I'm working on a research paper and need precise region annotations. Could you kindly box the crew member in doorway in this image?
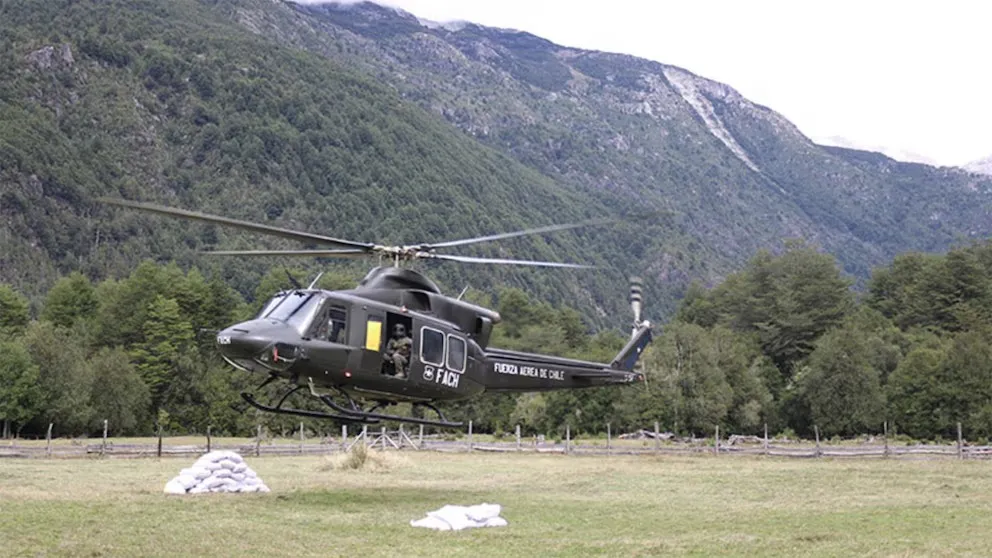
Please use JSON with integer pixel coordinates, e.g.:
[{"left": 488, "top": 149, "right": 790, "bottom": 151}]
[{"left": 385, "top": 324, "right": 412, "bottom": 378}]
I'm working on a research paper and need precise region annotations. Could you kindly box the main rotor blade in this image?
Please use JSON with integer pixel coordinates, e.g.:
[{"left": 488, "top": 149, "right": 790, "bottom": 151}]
[
  {"left": 98, "top": 198, "right": 375, "bottom": 251},
  {"left": 426, "top": 253, "right": 594, "bottom": 269},
  {"left": 421, "top": 218, "right": 615, "bottom": 250},
  {"left": 201, "top": 249, "right": 369, "bottom": 258}
]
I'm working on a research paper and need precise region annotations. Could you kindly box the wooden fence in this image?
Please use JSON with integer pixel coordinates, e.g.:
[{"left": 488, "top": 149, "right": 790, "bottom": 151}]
[{"left": 1, "top": 421, "right": 988, "bottom": 460}]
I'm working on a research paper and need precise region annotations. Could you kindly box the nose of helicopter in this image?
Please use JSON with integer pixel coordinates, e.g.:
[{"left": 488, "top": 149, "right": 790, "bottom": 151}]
[{"left": 215, "top": 320, "right": 300, "bottom": 372}]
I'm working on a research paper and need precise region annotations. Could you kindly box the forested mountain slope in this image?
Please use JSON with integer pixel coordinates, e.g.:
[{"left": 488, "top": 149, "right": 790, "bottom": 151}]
[
  {"left": 0, "top": 0, "right": 665, "bottom": 324},
  {"left": 2, "top": 0, "right": 992, "bottom": 324}
]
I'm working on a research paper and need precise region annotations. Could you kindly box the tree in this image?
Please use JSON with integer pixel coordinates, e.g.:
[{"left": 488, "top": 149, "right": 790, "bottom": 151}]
[
  {"left": 687, "top": 244, "right": 854, "bottom": 382},
  {"left": 89, "top": 347, "right": 151, "bottom": 435},
  {"left": 887, "top": 341, "right": 947, "bottom": 439},
  {"left": 0, "top": 284, "right": 29, "bottom": 338},
  {"left": 21, "top": 321, "right": 95, "bottom": 435},
  {"left": 41, "top": 272, "right": 97, "bottom": 329},
  {"left": 0, "top": 341, "right": 43, "bottom": 437},
  {"left": 130, "top": 295, "right": 194, "bottom": 409},
  {"left": 794, "top": 326, "right": 886, "bottom": 437}
]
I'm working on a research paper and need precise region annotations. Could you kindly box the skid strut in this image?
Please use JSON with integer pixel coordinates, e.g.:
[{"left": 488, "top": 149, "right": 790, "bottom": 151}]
[{"left": 307, "top": 378, "right": 463, "bottom": 428}]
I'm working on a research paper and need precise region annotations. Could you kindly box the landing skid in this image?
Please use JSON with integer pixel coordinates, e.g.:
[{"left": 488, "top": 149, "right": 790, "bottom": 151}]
[
  {"left": 308, "top": 378, "right": 464, "bottom": 428},
  {"left": 240, "top": 390, "right": 379, "bottom": 424}
]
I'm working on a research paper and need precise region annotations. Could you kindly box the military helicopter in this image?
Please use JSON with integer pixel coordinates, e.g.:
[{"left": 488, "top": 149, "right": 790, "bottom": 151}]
[{"left": 99, "top": 198, "right": 654, "bottom": 428}]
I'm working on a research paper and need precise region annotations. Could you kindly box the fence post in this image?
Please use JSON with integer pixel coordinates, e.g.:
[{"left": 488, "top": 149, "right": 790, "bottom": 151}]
[
  {"left": 467, "top": 420, "right": 473, "bottom": 453},
  {"left": 957, "top": 422, "right": 964, "bottom": 460},
  {"left": 763, "top": 423, "right": 769, "bottom": 456},
  {"left": 157, "top": 422, "right": 163, "bottom": 459},
  {"left": 255, "top": 424, "right": 262, "bottom": 457},
  {"left": 341, "top": 425, "right": 347, "bottom": 452},
  {"left": 714, "top": 425, "right": 720, "bottom": 455},
  {"left": 398, "top": 424, "right": 405, "bottom": 449},
  {"left": 814, "top": 425, "right": 821, "bottom": 458},
  {"left": 515, "top": 424, "right": 521, "bottom": 451},
  {"left": 46, "top": 423, "right": 53, "bottom": 458},
  {"left": 299, "top": 422, "right": 305, "bottom": 454},
  {"left": 418, "top": 424, "right": 424, "bottom": 450},
  {"left": 206, "top": 425, "right": 212, "bottom": 453},
  {"left": 361, "top": 424, "right": 368, "bottom": 447},
  {"left": 654, "top": 421, "right": 660, "bottom": 454},
  {"left": 883, "top": 421, "right": 889, "bottom": 458},
  {"left": 101, "top": 419, "right": 108, "bottom": 457},
  {"left": 565, "top": 424, "right": 570, "bottom": 455},
  {"left": 379, "top": 426, "right": 386, "bottom": 451},
  {"left": 607, "top": 423, "right": 611, "bottom": 456}
]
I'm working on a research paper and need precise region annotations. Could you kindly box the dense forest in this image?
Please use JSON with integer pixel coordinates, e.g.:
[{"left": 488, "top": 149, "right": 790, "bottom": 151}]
[{"left": 5, "top": 240, "right": 992, "bottom": 441}]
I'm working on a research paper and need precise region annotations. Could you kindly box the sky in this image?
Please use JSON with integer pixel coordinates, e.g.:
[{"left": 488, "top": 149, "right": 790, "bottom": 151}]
[{"left": 296, "top": 0, "right": 992, "bottom": 167}]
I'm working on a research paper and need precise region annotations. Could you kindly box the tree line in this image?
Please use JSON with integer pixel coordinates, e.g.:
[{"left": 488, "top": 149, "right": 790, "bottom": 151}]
[{"left": 3, "top": 240, "right": 992, "bottom": 440}]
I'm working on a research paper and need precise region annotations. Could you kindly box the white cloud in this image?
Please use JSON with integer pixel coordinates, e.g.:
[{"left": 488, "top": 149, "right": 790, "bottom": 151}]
[{"left": 293, "top": 0, "right": 992, "bottom": 166}]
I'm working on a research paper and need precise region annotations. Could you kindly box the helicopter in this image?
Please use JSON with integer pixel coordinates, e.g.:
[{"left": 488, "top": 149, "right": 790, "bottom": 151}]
[{"left": 99, "top": 198, "right": 654, "bottom": 428}]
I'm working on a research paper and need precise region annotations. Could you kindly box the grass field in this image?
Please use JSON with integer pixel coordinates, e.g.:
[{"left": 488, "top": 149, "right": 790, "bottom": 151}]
[{"left": 2, "top": 452, "right": 991, "bottom": 557}]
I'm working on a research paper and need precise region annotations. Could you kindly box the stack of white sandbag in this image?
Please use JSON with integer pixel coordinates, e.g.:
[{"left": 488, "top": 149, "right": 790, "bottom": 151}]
[
  {"left": 163, "top": 450, "right": 270, "bottom": 495},
  {"left": 410, "top": 503, "right": 508, "bottom": 531}
]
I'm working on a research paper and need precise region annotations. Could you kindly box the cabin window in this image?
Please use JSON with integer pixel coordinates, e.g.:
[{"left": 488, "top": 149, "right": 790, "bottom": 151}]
[
  {"left": 365, "top": 318, "right": 383, "bottom": 351},
  {"left": 447, "top": 335, "right": 466, "bottom": 373},
  {"left": 420, "top": 327, "right": 445, "bottom": 367}
]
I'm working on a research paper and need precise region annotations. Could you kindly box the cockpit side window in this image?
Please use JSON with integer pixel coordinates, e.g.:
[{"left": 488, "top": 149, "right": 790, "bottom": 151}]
[{"left": 311, "top": 303, "right": 348, "bottom": 343}]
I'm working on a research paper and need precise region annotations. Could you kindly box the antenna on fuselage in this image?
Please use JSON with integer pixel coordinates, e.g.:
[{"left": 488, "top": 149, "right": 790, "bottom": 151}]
[
  {"left": 307, "top": 272, "right": 324, "bottom": 290},
  {"left": 457, "top": 285, "right": 470, "bottom": 301}
]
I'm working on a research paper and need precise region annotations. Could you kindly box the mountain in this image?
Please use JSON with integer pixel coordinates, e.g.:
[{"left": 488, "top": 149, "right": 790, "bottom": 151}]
[
  {"left": 241, "top": 1, "right": 992, "bottom": 276},
  {"left": 964, "top": 155, "right": 992, "bottom": 176},
  {"left": 2, "top": 0, "right": 992, "bottom": 326},
  {"left": 813, "top": 135, "right": 939, "bottom": 166}
]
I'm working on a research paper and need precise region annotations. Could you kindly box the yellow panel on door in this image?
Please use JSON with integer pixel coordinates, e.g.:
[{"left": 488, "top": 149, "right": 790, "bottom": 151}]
[{"left": 365, "top": 319, "right": 382, "bottom": 351}]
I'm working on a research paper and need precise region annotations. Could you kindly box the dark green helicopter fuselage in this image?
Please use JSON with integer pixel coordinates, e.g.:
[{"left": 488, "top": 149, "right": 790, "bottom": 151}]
[{"left": 217, "top": 268, "right": 650, "bottom": 407}]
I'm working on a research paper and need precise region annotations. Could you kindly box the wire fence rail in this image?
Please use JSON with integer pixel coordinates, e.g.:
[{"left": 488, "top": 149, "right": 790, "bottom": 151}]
[{"left": 0, "top": 421, "right": 987, "bottom": 460}]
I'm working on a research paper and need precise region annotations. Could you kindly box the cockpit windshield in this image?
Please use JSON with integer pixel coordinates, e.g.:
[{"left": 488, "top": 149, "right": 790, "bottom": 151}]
[{"left": 258, "top": 291, "right": 323, "bottom": 334}]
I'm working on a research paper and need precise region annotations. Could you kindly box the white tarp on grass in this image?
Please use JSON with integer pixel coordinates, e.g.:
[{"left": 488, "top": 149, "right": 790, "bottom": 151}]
[
  {"left": 410, "top": 503, "right": 508, "bottom": 531},
  {"left": 163, "top": 450, "right": 270, "bottom": 494}
]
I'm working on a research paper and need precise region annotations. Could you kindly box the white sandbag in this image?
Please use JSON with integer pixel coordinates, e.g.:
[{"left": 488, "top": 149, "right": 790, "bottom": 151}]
[
  {"left": 231, "top": 473, "right": 246, "bottom": 482},
  {"left": 485, "top": 517, "right": 508, "bottom": 528},
  {"left": 242, "top": 476, "right": 260, "bottom": 486},
  {"left": 177, "top": 475, "right": 199, "bottom": 490},
  {"left": 244, "top": 468, "right": 257, "bottom": 478},
  {"left": 202, "top": 461, "right": 223, "bottom": 472},
  {"left": 410, "top": 516, "right": 452, "bottom": 531},
  {"left": 189, "top": 485, "right": 210, "bottom": 494},
  {"left": 465, "top": 504, "right": 501, "bottom": 522},
  {"left": 218, "top": 459, "right": 238, "bottom": 470},
  {"left": 164, "top": 479, "right": 187, "bottom": 495},
  {"left": 257, "top": 484, "right": 270, "bottom": 493},
  {"left": 428, "top": 506, "right": 476, "bottom": 531},
  {"left": 240, "top": 484, "right": 259, "bottom": 493},
  {"left": 412, "top": 504, "right": 508, "bottom": 531},
  {"left": 210, "top": 469, "right": 233, "bottom": 479},
  {"left": 203, "top": 477, "right": 230, "bottom": 490},
  {"left": 232, "top": 462, "right": 247, "bottom": 474}
]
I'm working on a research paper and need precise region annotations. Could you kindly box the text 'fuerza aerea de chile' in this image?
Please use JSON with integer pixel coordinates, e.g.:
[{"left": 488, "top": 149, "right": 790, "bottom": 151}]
[{"left": 493, "top": 362, "right": 565, "bottom": 381}]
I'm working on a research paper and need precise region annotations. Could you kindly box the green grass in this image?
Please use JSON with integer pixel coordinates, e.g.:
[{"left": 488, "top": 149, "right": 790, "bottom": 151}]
[{"left": 1, "top": 452, "right": 991, "bottom": 556}]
